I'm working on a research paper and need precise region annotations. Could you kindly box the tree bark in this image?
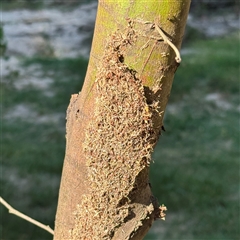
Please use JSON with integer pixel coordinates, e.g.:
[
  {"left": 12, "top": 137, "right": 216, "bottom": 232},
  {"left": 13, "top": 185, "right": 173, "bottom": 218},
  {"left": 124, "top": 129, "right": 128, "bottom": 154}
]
[{"left": 54, "top": 1, "right": 191, "bottom": 239}]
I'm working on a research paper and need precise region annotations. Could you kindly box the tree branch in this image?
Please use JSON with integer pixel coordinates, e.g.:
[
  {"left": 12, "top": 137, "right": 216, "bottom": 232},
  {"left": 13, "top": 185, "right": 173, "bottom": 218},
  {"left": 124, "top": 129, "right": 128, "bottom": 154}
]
[
  {"left": 154, "top": 22, "right": 182, "bottom": 63},
  {"left": 0, "top": 196, "right": 54, "bottom": 235}
]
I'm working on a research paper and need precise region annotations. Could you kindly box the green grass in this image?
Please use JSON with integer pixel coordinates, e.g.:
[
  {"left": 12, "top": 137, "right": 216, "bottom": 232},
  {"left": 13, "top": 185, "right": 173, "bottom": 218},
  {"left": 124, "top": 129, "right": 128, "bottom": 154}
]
[
  {"left": 171, "top": 32, "right": 240, "bottom": 100},
  {"left": 1, "top": 24, "right": 239, "bottom": 240},
  {"left": 145, "top": 33, "right": 240, "bottom": 240},
  {"left": 2, "top": 57, "right": 88, "bottom": 173},
  {"left": 146, "top": 106, "right": 239, "bottom": 239},
  {"left": 1, "top": 57, "right": 88, "bottom": 239},
  {"left": 1, "top": 0, "right": 44, "bottom": 11},
  {"left": 1, "top": 0, "right": 97, "bottom": 11}
]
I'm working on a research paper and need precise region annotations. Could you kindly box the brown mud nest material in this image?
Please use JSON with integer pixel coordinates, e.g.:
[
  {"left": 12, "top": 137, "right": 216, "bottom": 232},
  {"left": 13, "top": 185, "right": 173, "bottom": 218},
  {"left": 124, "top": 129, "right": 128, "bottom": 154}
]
[{"left": 71, "top": 24, "right": 159, "bottom": 240}]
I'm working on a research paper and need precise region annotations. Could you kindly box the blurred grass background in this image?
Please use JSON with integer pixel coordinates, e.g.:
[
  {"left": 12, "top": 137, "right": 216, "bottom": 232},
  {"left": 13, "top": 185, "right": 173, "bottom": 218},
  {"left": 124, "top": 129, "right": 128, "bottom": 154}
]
[
  {"left": 146, "top": 33, "right": 239, "bottom": 240},
  {"left": 1, "top": 1, "right": 239, "bottom": 239}
]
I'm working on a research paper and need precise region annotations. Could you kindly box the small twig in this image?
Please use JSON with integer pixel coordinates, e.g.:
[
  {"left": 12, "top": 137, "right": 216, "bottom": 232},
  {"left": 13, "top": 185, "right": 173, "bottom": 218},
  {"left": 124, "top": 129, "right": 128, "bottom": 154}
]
[
  {"left": 0, "top": 196, "right": 54, "bottom": 235},
  {"left": 154, "top": 22, "right": 181, "bottom": 63}
]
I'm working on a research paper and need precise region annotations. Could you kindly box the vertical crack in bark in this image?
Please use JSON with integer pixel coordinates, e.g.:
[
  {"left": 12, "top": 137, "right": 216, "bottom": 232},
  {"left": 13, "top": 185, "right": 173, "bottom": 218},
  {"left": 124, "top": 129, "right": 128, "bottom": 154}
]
[{"left": 71, "top": 21, "right": 160, "bottom": 240}]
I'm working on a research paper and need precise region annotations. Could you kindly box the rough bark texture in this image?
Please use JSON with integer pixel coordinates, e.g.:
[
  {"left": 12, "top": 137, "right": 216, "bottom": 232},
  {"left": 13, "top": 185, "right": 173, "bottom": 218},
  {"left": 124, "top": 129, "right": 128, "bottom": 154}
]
[{"left": 54, "top": 1, "right": 191, "bottom": 239}]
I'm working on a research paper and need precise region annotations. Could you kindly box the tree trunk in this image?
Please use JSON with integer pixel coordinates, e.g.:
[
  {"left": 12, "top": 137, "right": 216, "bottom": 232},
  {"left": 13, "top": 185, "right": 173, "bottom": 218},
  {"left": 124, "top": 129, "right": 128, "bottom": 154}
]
[{"left": 54, "top": 1, "right": 191, "bottom": 239}]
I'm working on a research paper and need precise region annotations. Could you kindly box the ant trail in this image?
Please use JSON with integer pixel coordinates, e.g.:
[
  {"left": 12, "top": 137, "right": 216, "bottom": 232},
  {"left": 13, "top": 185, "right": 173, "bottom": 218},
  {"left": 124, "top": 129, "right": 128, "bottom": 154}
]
[{"left": 140, "top": 40, "right": 158, "bottom": 77}]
